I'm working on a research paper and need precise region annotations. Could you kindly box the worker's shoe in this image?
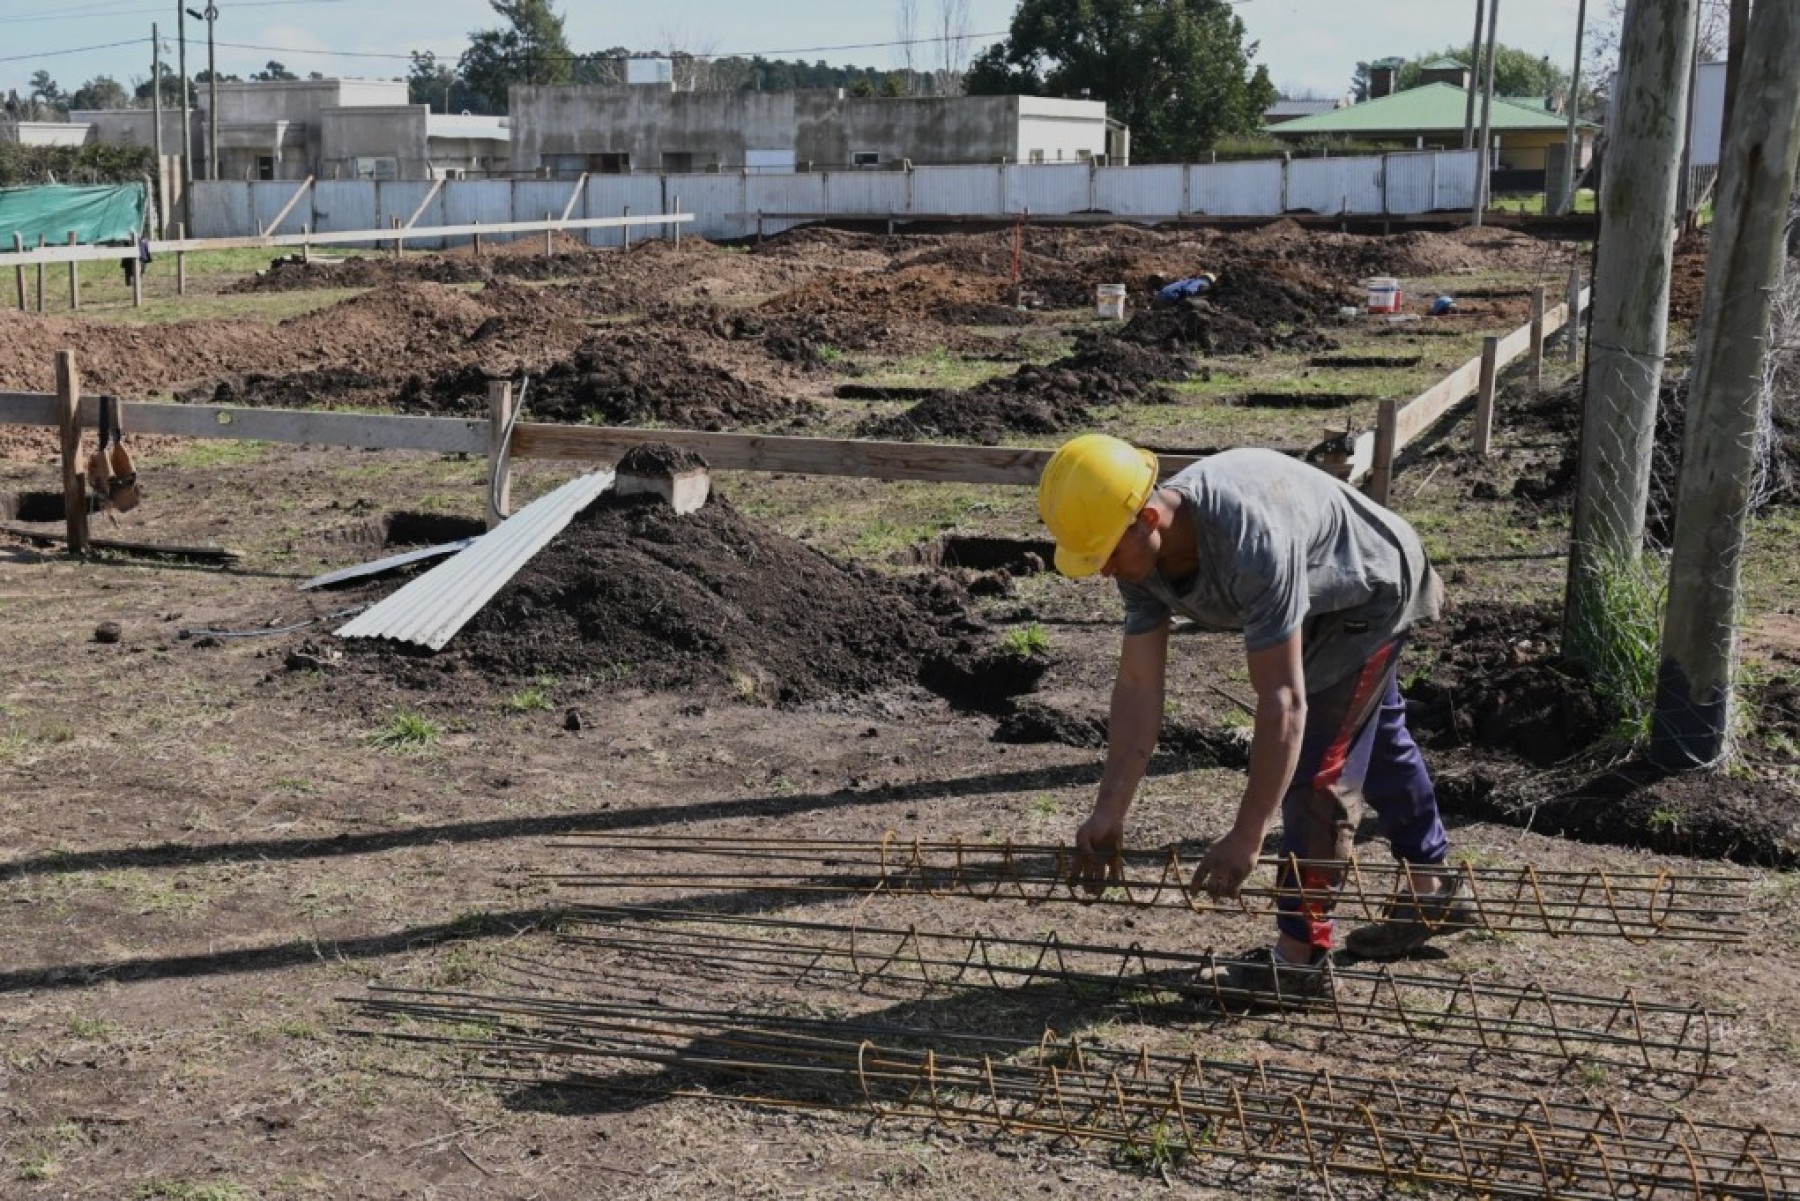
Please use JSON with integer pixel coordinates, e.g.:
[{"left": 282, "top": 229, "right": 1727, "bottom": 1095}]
[
  {"left": 1192, "top": 946, "right": 1334, "bottom": 1011},
  {"left": 1344, "top": 879, "right": 1477, "bottom": 960}
]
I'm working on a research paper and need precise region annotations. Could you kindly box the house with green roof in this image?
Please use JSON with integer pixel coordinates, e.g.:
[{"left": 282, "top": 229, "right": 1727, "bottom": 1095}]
[{"left": 1265, "top": 81, "right": 1596, "bottom": 177}]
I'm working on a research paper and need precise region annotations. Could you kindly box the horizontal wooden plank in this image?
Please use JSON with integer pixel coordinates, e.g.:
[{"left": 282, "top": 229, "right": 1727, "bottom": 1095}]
[
  {"left": 511, "top": 423, "right": 1205, "bottom": 485},
  {"left": 0, "top": 393, "right": 487, "bottom": 454},
  {"left": 2, "top": 523, "right": 239, "bottom": 561},
  {"left": 1393, "top": 356, "right": 1484, "bottom": 447},
  {"left": 0, "top": 214, "right": 695, "bottom": 267}
]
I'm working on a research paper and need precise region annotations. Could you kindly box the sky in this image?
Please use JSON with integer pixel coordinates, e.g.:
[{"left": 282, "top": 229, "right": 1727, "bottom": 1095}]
[{"left": 0, "top": 0, "right": 1599, "bottom": 106}]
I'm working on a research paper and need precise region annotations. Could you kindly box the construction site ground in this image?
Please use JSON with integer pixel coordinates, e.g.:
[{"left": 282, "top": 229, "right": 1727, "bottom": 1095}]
[{"left": 1, "top": 221, "right": 1797, "bottom": 1200}]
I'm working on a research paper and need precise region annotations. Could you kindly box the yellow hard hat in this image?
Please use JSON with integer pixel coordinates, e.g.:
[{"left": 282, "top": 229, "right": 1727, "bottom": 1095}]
[{"left": 1037, "top": 434, "right": 1160, "bottom": 579}]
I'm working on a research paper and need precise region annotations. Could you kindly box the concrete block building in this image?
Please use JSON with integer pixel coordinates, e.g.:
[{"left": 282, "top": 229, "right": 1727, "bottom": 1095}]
[{"left": 507, "top": 86, "right": 1117, "bottom": 175}]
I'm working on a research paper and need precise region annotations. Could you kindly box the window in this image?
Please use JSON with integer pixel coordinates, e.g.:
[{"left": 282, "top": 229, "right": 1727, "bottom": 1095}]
[
  {"left": 351, "top": 156, "right": 397, "bottom": 181},
  {"left": 256, "top": 155, "right": 277, "bottom": 181},
  {"left": 1028, "top": 149, "right": 1045, "bottom": 165},
  {"left": 590, "top": 152, "right": 630, "bottom": 174},
  {"left": 852, "top": 151, "right": 881, "bottom": 168},
  {"left": 661, "top": 151, "right": 695, "bottom": 173}
]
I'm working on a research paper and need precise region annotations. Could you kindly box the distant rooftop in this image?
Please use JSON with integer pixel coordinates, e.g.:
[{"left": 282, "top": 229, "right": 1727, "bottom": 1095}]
[
  {"left": 1266, "top": 99, "right": 1343, "bottom": 119},
  {"left": 1267, "top": 82, "right": 1595, "bottom": 135}
]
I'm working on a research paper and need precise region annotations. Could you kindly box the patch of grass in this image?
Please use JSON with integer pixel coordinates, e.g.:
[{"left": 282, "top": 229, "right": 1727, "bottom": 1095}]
[
  {"left": 17, "top": 1150, "right": 60, "bottom": 1181},
  {"left": 506, "top": 677, "right": 557, "bottom": 712},
  {"left": 1114, "top": 1119, "right": 1190, "bottom": 1175},
  {"left": 1647, "top": 806, "right": 1682, "bottom": 835},
  {"left": 160, "top": 439, "right": 273, "bottom": 470},
  {"left": 369, "top": 710, "right": 444, "bottom": 753},
  {"left": 1029, "top": 795, "right": 1060, "bottom": 817},
  {"left": 998, "top": 623, "right": 1050, "bottom": 658},
  {"left": 132, "top": 1181, "right": 252, "bottom": 1201},
  {"left": 67, "top": 1014, "right": 123, "bottom": 1040},
  {"left": 0, "top": 729, "right": 36, "bottom": 765},
  {"left": 1563, "top": 549, "right": 1667, "bottom": 750}
]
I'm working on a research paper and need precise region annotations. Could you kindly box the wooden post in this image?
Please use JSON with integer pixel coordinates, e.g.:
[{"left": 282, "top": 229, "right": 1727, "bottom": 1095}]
[
  {"left": 36, "top": 235, "right": 46, "bottom": 313},
  {"left": 131, "top": 247, "right": 144, "bottom": 308},
  {"left": 175, "top": 222, "right": 188, "bottom": 296},
  {"left": 1651, "top": 0, "right": 1800, "bottom": 768},
  {"left": 56, "top": 351, "right": 89, "bottom": 555},
  {"left": 622, "top": 206, "right": 631, "bottom": 251},
  {"left": 1528, "top": 285, "right": 1546, "bottom": 392},
  {"left": 756, "top": 210, "right": 764, "bottom": 245},
  {"left": 1567, "top": 0, "right": 1698, "bottom": 642},
  {"left": 1472, "top": 336, "right": 1500, "bottom": 457},
  {"left": 473, "top": 225, "right": 483, "bottom": 259},
  {"left": 487, "top": 379, "right": 514, "bottom": 530},
  {"left": 545, "top": 211, "right": 553, "bottom": 257},
  {"left": 302, "top": 224, "right": 312, "bottom": 264},
  {"left": 12, "top": 232, "right": 24, "bottom": 310},
  {"left": 392, "top": 216, "right": 402, "bottom": 260},
  {"left": 1369, "top": 398, "right": 1399, "bottom": 505},
  {"left": 1565, "top": 260, "right": 1582, "bottom": 363},
  {"left": 672, "top": 195, "right": 681, "bottom": 247},
  {"left": 67, "top": 232, "right": 80, "bottom": 311}
]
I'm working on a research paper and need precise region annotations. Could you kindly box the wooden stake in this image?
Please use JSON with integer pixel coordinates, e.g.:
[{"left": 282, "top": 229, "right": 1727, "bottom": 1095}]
[
  {"left": 1565, "top": 261, "right": 1582, "bottom": 363},
  {"left": 12, "top": 232, "right": 23, "bottom": 310},
  {"left": 176, "top": 221, "right": 188, "bottom": 296},
  {"left": 622, "top": 206, "right": 631, "bottom": 251},
  {"left": 1369, "top": 398, "right": 1399, "bottom": 505},
  {"left": 1473, "top": 335, "right": 1500, "bottom": 457},
  {"left": 545, "top": 211, "right": 553, "bottom": 258},
  {"left": 1528, "top": 285, "right": 1546, "bottom": 392},
  {"left": 672, "top": 196, "right": 681, "bottom": 247},
  {"left": 473, "top": 226, "right": 483, "bottom": 259},
  {"left": 392, "top": 216, "right": 402, "bottom": 260},
  {"left": 131, "top": 245, "right": 144, "bottom": 308},
  {"left": 302, "top": 223, "right": 311, "bottom": 264},
  {"left": 56, "top": 351, "right": 88, "bottom": 554},
  {"left": 36, "top": 235, "right": 46, "bottom": 313},
  {"left": 67, "top": 232, "right": 79, "bottom": 311},
  {"left": 487, "top": 379, "right": 513, "bottom": 529}
]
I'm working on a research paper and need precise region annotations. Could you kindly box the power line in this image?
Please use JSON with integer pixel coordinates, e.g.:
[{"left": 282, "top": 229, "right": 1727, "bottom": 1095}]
[
  {"left": 209, "top": 30, "right": 1017, "bottom": 66},
  {"left": 0, "top": 0, "right": 348, "bottom": 25},
  {"left": 0, "top": 37, "right": 147, "bottom": 66}
]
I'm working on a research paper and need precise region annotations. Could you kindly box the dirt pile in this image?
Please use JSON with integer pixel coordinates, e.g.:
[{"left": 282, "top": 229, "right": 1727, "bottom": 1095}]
[
  {"left": 1114, "top": 264, "right": 1350, "bottom": 356},
  {"left": 673, "top": 304, "right": 893, "bottom": 370},
  {"left": 363, "top": 486, "right": 1044, "bottom": 708},
  {"left": 1226, "top": 219, "right": 1570, "bottom": 280},
  {"left": 761, "top": 262, "right": 1011, "bottom": 321},
  {"left": 860, "top": 335, "right": 1192, "bottom": 442}
]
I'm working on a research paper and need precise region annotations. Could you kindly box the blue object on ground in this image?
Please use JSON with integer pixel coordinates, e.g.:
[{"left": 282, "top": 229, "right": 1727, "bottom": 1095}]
[
  {"left": 1155, "top": 274, "right": 1216, "bottom": 305},
  {"left": 1429, "top": 295, "right": 1457, "bottom": 316}
]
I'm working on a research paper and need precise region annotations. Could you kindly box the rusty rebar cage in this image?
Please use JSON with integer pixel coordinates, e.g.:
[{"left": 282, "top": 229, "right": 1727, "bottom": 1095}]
[{"left": 545, "top": 834, "right": 1751, "bottom": 943}]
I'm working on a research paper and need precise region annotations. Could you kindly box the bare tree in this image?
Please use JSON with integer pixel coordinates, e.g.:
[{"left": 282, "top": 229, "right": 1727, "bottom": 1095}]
[
  {"left": 934, "top": 0, "right": 973, "bottom": 96},
  {"left": 652, "top": 27, "right": 738, "bottom": 92},
  {"left": 896, "top": 0, "right": 920, "bottom": 96}
]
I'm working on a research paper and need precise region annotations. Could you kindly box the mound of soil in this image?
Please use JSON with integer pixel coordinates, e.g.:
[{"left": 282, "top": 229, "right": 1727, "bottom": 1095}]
[
  {"left": 180, "top": 366, "right": 395, "bottom": 409},
  {"left": 1115, "top": 265, "right": 1349, "bottom": 356},
  {"left": 676, "top": 305, "right": 890, "bottom": 370},
  {"left": 861, "top": 335, "right": 1192, "bottom": 442},
  {"left": 361, "top": 488, "right": 1043, "bottom": 709}
]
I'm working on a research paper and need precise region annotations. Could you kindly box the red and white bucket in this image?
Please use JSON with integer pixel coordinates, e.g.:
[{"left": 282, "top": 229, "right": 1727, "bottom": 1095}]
[{"left": 1366, "top": 276, "right": 1403, "bottom": 313}]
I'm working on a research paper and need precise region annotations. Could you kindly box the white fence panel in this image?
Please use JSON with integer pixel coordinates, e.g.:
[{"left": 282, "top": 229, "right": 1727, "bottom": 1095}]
[
  {"left": 912, "top": 165, "right": 1006, "bottom": 215},
  {"left": 311, "top": 180, "right": 378, "bottom": 238},
  {"left": 250, "top": 180, "right": 314, "bottom": 236},
  {"left": 747, "top": 173, "right": 827, "bottom": 236},
  {"left": 439, "top": 180, "right": 510, "bottom": 247},
  {"left": 821, "top": 170, "right": 908, "bottom": 218},
  {"left": 1287, "top": 157, "right": 1385, "bottom": 215},
  {"left": 584, "top": 175, "right": 665, "bottom": 246},
  {"left": 188, "top": 182, "right": 252, "bottom": 238},
  {"left": 1433, "top": 150, "right": 1480, "bottom": 210},
  {"left": 1189, "top": 160, "right": 1283, "bottom": 216},
  {"left": 1013, "top": 164, "right": 1091, "bottom": 215},
  {"left": 374, "top": 182, "right": 434, "bottom": 246},
  {"left": 513, "top": 180, "right": 578, "bottom": 228},
  {"left": 1094, "top": 165, "right": 1185, "bottom": 217},
  {"left": 666, "top": 173, "right": 746, "bottom": 240}
]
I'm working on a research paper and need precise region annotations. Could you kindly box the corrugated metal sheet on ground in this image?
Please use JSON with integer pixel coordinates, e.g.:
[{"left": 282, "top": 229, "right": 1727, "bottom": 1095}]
[
  {"left": 1093, "top": 165, "right": 1185, "bottom": 216},
  {"left": 310, "top": 180, "right": 378, "bottom": 239},
  {"left": 300, "top": 539, "right": 475, "bottom": 591},
  {"left": 1190, "top": 161, "right": 1283, "bottom": 216},
  {"left": 337, "top": 470, "right": 615, "bottom": 650},
  {"left": 1286, "top": 157, "right": 1385, "bottom": 215},
  {"left": 912, "top": 165, "right": 1005, "bottom": 215},
  {"left": 442, "top": 179, "right": 512, "bottom": 246},
  {"left": 1012, "top": 164, "right": 1090, "bottom": 215}
]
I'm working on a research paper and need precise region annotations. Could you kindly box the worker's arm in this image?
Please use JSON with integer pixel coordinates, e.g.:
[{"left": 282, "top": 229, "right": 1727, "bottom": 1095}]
[
  {"left": 1193, "top": 630, "right": 1307, "bottom": 899},
  {"left": 1071, "top": 623, "right": 1170, "bottom": 894}
]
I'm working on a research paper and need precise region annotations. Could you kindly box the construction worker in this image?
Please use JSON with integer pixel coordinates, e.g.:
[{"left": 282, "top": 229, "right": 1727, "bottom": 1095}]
[{"left": 1037, "top": 434, "right": 1469, "bottom": 997}]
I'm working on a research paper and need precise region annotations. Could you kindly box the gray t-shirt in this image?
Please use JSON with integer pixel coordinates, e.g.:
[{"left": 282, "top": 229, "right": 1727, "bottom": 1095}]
[{"left": 1118, "top": 448, "right": 1441, "bottom": 690}]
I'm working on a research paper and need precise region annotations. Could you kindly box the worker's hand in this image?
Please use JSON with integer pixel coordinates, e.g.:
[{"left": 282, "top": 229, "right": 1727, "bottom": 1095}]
[
  {"left": 1192, "top": 825, "right": 1264, "bottom": 901},
  {"left": 1070, "top": 810, "right": 1125, "bottom": 897}
]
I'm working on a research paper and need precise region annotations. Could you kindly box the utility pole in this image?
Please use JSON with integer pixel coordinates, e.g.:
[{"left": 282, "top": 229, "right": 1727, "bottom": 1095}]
[
  {"left": 152, "top": 24, "right": 166, "bottom": 236},
  {"left": 1675, "top": 0, "right": 1702, "bottom": 224},
  {"left": 1650, "top": 1, "right": 1800, "bottom": 769},
  {"left": 177, "top": 3, "right": 192, "bottom": 186},
  {"left": 1564, "top": 0, "right": 1698, "bottom": 669},
  {"left": 186, "top": 4, "right": 219, "bottom": 181},
  {"left": 1463, "top": 0, "right": 1486, "bottom": 150},
  {"left": 1472, "top": 0, "right": 1499, "bottom": 226},
  {"left": 1557, "top": 0, "right": 1588, "bottom": 215}
]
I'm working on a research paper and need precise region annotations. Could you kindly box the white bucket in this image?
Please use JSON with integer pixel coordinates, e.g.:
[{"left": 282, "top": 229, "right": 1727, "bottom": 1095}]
[
  {"left": 1366, "top": 276, "right": 1403, "bottom": 313},
  {"left": 1095, "top": 283, "right": 1127, "bottom": 320}
]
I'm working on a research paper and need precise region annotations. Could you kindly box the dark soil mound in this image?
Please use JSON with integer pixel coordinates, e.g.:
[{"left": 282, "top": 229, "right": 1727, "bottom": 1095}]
[
  {"left": 1115, "top": 267, "right": 1349, "bottom": 356},
  {"left": 364, "top": 490, "right": 1045, "bottom": 709},
  {"left": 1405, "top": 602, "right": 1608, "bottom": 768},
  {"left": 180, "top": 366, "right": 394, "bottom": 408},
  {"left": 861, "top": 335, "right": 1192, "bottom": 442},
  {"left": 400, "top": 331, "right": 810, "bottom": 429},
  {"left": 676, "top": 305, "right": 889, "bottom": 371}
]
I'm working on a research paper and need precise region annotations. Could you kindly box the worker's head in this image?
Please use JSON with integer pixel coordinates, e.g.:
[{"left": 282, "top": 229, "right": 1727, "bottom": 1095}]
[{"left": 1037, "top": 434, "right": 1160, "bottom": 579}]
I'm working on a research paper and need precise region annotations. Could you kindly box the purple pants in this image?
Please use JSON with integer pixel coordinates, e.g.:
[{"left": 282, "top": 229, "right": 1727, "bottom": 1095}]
[{"left": 1274, "top": 640, "right": 1449, "bottom": 951}]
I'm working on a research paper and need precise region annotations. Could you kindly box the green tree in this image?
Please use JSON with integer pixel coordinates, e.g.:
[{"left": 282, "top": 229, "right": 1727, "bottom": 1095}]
[
  {"left": 69, "top": 75, "right": 129, "bottom": 111},
  {"left": 459, "top": 0, "right": 574, "bottom": 113},
  {"left": 132, "top": 62, "right": 190, "bottom": 107},
  {"left": 964, "top": 0, "right": 1275, "bottom": 159},
  {"left": 250, "top": 61, "right": 299, "bottom": 82},
  {"left": 1352, "top": 45, "right": 1578, "bottom": 106},
  {"left": 27, "top": 70, "right": 66, "bottom": 114},
  {"left": 408, "top": 50, "right": 485, "bottom": 113}
]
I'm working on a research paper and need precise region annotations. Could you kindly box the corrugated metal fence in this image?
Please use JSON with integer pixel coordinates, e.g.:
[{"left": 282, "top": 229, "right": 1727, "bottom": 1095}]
[{"left": 187, "top": 151, "right": 1480, "bottom": 244}]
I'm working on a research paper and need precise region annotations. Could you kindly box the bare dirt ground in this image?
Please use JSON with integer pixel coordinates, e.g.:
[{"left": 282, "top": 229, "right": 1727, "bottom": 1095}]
[{"left": 2, "top": 220, "right": 1798, "bottom": 1200}]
